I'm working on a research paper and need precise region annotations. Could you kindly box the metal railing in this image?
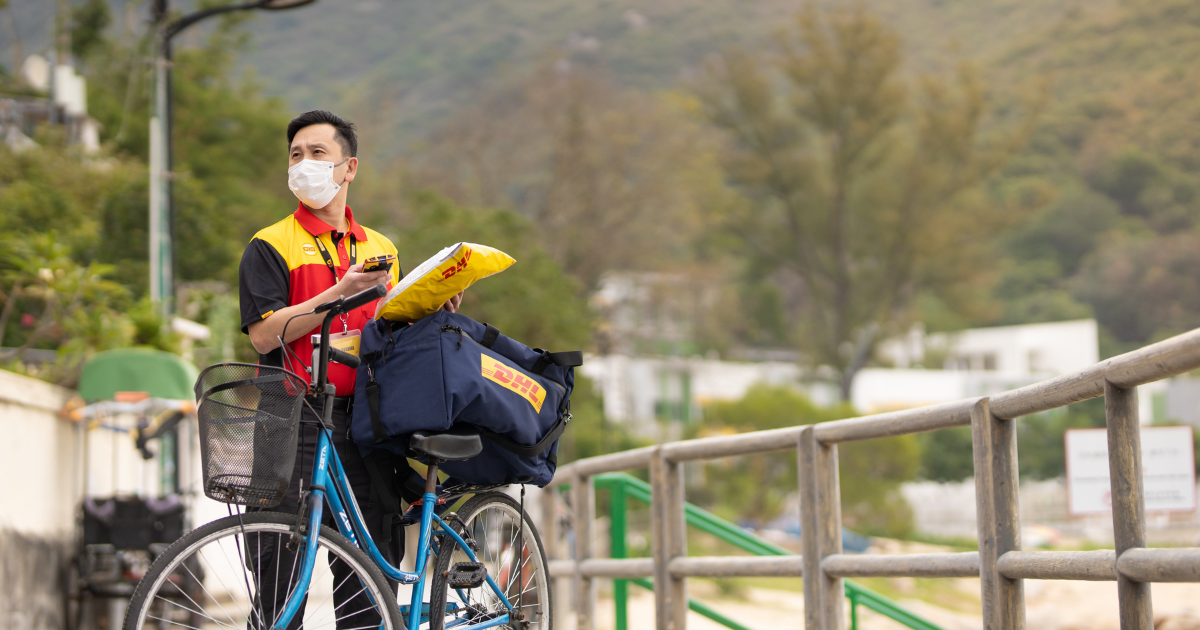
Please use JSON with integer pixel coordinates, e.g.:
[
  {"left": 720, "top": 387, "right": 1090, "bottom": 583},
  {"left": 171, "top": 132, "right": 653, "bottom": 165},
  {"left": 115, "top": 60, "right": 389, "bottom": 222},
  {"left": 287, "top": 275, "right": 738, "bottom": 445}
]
[
  {"left": 590, "top": 472, "right": 944, "bottom": 630},
  {"left": 539, "top": 327, "right": 1200, "bottom": 630}
]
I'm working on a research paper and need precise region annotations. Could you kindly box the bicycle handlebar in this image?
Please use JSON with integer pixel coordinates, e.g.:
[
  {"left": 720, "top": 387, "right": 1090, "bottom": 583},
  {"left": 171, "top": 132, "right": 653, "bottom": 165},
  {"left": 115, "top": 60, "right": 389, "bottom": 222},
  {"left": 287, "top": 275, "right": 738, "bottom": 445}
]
[
  {"left": 329, "top": 347, "right": 361, "bottom": 370},
  {"left": 310, "top": 283, "right": 385, "bottom": 409},
  {"left": 314, "top": 283, "right": 388, "bottom": 316}
]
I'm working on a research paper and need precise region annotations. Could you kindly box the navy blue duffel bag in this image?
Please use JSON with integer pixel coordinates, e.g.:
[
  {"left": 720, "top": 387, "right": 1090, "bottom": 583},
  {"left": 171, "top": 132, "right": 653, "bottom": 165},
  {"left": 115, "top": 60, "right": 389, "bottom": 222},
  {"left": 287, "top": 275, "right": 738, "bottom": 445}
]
[{"left": 350, "top": 310, "right": 582, "bottom": 487}]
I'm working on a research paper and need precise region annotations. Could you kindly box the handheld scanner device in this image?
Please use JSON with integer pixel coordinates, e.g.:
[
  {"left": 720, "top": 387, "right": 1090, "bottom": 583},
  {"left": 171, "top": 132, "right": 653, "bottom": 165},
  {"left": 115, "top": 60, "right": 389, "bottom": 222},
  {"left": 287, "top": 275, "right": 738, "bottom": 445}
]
[{"left": 362, "top": 253, "right": 395, "bottom": 274}]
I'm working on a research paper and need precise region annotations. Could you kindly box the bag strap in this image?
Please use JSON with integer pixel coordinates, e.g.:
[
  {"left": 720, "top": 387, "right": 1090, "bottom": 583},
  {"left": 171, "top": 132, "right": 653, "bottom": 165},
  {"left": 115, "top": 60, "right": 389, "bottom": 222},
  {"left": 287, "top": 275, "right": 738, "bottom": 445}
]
[
  {"left": 479, "top": 414, "right": 570, "bottom": 458},
  {"left": 531, "top": 349, "right": 583, "bottom": 375},
  {"left": 480, "top": 322, "right": 501, "bottom": 349},
  {"left": 362, "top": 450, "right": 402, "bottom": 544},
  {"left": 365, "top": 367, "right": 389, "bottom": 444},
  {"left": 477, "top": 323, "right": 581, "bottom": 375}
]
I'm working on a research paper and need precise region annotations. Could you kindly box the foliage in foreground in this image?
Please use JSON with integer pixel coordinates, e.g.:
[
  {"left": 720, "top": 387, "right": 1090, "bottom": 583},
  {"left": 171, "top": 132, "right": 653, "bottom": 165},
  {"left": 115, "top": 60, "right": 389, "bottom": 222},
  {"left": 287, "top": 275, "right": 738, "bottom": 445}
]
[{"left": 0, "top": 229, "right": 178, "bottom": 386}]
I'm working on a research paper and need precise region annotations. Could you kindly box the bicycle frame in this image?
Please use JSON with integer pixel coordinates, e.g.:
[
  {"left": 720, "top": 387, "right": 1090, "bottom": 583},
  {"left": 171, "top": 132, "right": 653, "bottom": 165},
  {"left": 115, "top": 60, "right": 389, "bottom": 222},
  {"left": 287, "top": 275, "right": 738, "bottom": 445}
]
[{"left": 270, "top": 304, "right": 515, "bottom": 630}]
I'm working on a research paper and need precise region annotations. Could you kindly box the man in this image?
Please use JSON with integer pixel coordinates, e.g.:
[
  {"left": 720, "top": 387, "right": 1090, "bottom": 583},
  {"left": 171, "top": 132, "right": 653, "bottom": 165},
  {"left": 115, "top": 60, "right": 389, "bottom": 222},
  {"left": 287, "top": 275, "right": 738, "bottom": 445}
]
[{"left": 239, "top": 110, "right": 461, "bottom": 626}]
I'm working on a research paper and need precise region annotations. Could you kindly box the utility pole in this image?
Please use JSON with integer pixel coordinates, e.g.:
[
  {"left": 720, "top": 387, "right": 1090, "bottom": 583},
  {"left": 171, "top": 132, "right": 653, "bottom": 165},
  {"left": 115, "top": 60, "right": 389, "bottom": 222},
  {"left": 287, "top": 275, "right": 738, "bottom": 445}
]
[
  {"left": 56, "top": 0, "right": 69, "bottom": 62},
  {"left": 149, "top": 0, "right": 170, "bottom": 317},
  {"left": 48, "top": 0, "right": 69, "bottom": 124},
  {"left": 146, "top": 0, "right": 317, "bottom": 320}
]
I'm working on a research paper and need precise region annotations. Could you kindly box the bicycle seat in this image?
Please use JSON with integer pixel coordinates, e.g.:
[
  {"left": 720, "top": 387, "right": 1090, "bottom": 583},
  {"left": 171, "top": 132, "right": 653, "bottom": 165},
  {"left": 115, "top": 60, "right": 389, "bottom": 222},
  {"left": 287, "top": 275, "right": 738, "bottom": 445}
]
[{"left": 410, "top": 429, "right": 483, "bottom": 461}]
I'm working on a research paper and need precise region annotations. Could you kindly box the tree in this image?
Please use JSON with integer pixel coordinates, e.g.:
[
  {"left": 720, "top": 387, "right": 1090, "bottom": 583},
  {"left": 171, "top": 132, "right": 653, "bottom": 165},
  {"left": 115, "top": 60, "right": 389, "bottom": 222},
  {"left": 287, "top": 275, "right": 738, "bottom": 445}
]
[
  {"left": 692, "top": 384, "right": 920, "bottom": 536},
  {"left": 556, "top": 376, "right": 649, "bottom": 465},
  {"left": 384, "top": 191, "right": 594, "bottom": 352},
  {"left": 1073, "top": 232, "right": 1200, "bottom": 344},
  {"left": 79, "top": 16, "right": 293, "bottom": 291},
  {"left": 698, "top": 4, "right": 1040, "bottom": 400},
  {"left": 411, "top": 63, "right": 727, "bottom": 290},
  {"left": 69, "top": 0, "right": 110, "bottom": 65},
  {"left": 694, "top": 385, "right": 853, "bottom": 526},
  {"left": 0, "top": 10, "right": 291, "bottom": 381}
]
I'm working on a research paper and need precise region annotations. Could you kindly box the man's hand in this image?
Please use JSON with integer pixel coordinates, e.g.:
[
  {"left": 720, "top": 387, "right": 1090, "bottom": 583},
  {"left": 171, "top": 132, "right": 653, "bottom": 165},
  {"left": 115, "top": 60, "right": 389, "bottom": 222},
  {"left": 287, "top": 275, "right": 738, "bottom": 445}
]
[
  {"left": 248, "top": 262, "right": 391, "bottom": 354},
  {"left": 335, "top": 263, "right": 390, "bottom": 298},
  {"left": 442, "top": 291, "right": 464, "bottom": 313}
]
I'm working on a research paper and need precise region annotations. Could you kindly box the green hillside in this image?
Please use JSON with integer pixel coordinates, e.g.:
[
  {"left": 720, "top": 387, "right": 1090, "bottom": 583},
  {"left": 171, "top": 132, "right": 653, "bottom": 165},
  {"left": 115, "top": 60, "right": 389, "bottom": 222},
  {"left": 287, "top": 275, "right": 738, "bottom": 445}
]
[
  {"left": 983, "top": 0, "right": 1200, "bottom": 350},
  {"left": 6, "top": 0, "right": 1200, "bottom": 357},
  {"left": 150, "top": 0, "right": 1200, "bottom": 348},
  {"left": 234, "top": 0, "right": 1107, "bottom": 156}
]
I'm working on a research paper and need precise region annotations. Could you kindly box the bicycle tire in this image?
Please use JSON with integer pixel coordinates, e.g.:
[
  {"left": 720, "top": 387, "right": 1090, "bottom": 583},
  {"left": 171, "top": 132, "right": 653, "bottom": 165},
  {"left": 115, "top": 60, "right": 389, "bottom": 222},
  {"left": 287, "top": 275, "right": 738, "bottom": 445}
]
[
  {"left": 429, "top": 492, "right": 552, "bottom": 630},
  {"left": 122, "top": 511, "right": 401, "bottom": 630}
]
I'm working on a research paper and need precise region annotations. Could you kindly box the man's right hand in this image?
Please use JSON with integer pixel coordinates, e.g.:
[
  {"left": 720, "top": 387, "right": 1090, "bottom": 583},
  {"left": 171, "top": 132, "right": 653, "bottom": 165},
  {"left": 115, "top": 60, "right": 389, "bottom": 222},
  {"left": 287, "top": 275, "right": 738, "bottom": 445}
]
[{"left": 335, "top": 263, "right": 391, "bottom": 298}]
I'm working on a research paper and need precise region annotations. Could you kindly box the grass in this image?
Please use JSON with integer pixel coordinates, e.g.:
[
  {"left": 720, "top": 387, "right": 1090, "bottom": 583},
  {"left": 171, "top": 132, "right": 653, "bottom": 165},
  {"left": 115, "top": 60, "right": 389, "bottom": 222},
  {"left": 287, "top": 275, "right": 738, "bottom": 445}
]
[
  {"left": 853, "top": 577, "right": 981, "bottom": 615},
  {"left": 900, "top": 533, "right": 981, "bottom": 553},
  {"left": 666, "top": 574, "right": 983, "bottom": 616}
]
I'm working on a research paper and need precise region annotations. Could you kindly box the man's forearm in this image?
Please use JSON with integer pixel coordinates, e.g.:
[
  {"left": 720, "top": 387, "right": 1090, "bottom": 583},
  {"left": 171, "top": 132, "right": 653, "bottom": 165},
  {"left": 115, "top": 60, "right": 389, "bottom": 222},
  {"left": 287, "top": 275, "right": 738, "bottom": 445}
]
[{"left": 248, "top": 285, "right": 345, "bottom": 354}]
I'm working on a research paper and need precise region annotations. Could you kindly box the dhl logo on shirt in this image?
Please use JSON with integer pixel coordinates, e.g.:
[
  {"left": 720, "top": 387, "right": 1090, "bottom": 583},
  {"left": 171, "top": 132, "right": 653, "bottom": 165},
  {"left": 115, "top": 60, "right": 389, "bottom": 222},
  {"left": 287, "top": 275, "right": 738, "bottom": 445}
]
[{"left": 480, "top": 354, "right": 544, "bottom": 413}]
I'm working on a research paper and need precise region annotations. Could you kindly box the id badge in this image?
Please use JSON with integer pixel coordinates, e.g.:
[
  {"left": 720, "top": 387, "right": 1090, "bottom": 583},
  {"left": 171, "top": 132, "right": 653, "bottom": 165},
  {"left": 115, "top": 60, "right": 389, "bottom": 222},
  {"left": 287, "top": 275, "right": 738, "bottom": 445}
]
[{"left": 313, "top": 330, "right": 361, "bottom": 358}]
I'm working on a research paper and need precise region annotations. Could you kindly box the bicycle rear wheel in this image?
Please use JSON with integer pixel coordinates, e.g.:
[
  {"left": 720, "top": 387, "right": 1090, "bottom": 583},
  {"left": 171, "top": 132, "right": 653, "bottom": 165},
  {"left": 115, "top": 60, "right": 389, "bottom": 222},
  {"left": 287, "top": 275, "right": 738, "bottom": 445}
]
[
  {"left": 429, "top": 492, "right": 552, "bottom": 630},
  {"left": 123, "top": 511, "right": 400, "bottom": 630}
]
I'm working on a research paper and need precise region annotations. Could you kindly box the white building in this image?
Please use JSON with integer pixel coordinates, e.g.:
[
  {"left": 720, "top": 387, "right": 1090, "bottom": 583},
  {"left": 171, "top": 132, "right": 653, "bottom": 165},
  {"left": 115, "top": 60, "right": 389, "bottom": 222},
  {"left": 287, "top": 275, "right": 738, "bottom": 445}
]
[
  {"left": 878, "top": 319, "right": 1100, "bottom": 376},
  {"left": 858, "top": 319, "right": 1101, "bottom": 414},
  {"left": 583, "top": 319, "right": 1105, "bottom": 436},
  {"left": 580, "top": 354, "right": 804, "bottom": 433}
]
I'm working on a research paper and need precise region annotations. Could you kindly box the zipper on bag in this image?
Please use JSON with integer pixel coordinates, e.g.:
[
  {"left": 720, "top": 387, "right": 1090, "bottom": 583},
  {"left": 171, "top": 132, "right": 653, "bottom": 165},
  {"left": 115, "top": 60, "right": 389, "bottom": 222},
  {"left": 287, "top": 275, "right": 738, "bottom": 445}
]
[{"left": 439, "top": 324, "right": 567, "bottom": 396}]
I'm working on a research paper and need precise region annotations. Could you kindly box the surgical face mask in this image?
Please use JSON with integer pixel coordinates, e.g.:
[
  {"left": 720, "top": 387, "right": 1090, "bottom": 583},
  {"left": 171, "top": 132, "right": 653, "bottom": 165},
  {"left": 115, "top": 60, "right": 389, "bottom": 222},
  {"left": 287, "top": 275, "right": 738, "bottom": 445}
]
[{"left": 288, "top": 158, "right": 348, "bottom": 209}]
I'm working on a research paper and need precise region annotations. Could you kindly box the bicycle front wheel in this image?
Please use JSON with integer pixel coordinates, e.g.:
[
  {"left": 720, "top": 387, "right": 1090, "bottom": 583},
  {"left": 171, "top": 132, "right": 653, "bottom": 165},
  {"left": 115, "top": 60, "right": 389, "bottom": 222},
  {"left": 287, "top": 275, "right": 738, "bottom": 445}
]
[
  {"left": 430, "top": 492, "right": 552, "bottom": 630},
  {"left": 123, "top": 511, "right": 400, "bottom": 630}
]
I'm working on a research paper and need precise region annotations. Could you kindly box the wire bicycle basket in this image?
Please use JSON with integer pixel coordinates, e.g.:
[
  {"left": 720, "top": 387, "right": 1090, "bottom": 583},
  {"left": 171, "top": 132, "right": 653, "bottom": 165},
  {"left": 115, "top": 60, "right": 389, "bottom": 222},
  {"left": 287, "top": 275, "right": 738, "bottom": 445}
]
[{"left": 194, "top": 363, "right": 308, "bottom": 508}]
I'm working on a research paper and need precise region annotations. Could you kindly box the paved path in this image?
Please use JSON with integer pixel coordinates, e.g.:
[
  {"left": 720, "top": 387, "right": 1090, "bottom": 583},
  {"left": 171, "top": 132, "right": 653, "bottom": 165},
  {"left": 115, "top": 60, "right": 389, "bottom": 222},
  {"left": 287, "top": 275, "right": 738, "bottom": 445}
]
[{"left": 557, "top": 578, "right": 1200, "bottom": 630}]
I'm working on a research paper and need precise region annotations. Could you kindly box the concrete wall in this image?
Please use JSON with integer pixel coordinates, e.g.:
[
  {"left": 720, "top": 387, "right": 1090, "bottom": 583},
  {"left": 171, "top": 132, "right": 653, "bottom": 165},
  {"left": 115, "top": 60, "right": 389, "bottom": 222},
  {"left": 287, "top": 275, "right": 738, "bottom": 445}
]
[{"left": 0, "top": 369, "right": 76, "bottom": 630}]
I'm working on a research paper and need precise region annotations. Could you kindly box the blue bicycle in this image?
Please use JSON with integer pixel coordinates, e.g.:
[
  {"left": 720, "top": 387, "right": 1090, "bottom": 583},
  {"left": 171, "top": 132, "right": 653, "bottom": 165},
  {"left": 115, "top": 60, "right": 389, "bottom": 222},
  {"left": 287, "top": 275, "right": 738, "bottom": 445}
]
[{"left": 123, "top": 285, "right": 552, "bottom": 630}]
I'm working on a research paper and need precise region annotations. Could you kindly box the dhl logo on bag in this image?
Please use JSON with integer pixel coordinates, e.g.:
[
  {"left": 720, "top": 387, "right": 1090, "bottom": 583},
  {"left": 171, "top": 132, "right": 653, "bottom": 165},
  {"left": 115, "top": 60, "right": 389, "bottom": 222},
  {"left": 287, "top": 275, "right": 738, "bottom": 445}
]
[
  {"left": 436, "top": 247, "right": 473, "bottom": 282},
  {"left": 481, "top": 355, "right": 544, "bottom": 413}
]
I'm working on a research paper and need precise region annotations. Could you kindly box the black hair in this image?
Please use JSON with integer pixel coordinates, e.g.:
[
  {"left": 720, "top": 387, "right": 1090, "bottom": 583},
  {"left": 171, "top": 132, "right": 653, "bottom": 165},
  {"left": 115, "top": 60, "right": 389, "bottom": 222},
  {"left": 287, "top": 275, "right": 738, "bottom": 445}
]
[{"left": 286, "top": 110, "right": 358, "bottom": 158}]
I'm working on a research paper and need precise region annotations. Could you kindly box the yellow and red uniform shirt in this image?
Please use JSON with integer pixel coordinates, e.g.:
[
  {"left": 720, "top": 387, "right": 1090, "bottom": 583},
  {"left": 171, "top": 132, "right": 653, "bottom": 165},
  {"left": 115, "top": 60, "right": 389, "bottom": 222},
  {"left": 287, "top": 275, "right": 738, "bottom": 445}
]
[{"left": 239, "top": 203, "right": 401, "bottom": 395}]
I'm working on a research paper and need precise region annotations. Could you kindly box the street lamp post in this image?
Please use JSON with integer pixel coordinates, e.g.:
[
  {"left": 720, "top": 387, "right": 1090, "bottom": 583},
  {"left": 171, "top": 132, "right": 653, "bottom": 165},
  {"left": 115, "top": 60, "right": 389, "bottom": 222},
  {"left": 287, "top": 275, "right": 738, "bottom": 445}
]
[{"left": 148, "top": 0, "right": 317, "bottom": 318}]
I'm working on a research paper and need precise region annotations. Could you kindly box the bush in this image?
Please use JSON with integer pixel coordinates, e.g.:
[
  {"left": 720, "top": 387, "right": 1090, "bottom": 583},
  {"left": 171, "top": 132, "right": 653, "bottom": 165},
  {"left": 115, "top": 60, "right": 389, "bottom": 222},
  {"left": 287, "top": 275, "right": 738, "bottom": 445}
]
[{"left": 691, "top": 385, "right": 920, "bottom": 537}]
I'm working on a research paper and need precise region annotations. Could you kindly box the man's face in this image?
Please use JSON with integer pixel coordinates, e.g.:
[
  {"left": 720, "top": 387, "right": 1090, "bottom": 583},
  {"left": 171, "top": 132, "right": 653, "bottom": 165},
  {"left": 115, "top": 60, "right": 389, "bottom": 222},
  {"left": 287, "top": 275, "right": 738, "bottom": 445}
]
[{"left": 289, "top": 123, "right": 355, "bottom": 188}]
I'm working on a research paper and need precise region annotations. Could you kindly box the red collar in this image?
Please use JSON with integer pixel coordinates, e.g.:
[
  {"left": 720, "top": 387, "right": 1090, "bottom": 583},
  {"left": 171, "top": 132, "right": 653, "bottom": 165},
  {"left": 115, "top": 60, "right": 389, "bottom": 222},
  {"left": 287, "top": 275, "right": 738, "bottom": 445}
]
[{"left": 293, "top": 203, "right": 368, "bottom": 241}]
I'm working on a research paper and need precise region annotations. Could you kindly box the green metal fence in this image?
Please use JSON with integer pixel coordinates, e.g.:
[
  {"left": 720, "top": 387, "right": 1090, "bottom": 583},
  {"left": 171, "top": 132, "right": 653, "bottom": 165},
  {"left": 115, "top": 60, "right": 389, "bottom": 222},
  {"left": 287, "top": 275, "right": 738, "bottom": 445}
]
[{"left": 589, "top": 473, "right": 945, "bottom": 630}]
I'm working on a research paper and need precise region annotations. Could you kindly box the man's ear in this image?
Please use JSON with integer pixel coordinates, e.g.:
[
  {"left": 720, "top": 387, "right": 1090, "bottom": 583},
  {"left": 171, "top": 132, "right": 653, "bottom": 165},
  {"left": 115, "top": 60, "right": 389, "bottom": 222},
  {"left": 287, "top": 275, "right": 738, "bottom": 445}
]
[{"left": 344, "top": 157, "right": 359, "bottom": 184}]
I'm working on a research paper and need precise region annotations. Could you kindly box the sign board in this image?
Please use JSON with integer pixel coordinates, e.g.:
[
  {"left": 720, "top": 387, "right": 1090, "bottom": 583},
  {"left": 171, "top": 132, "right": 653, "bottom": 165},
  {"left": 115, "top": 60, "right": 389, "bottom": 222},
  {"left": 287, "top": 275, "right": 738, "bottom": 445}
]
[{"left": 1065, "top": 426, "right": 1196, "bottom": 515}]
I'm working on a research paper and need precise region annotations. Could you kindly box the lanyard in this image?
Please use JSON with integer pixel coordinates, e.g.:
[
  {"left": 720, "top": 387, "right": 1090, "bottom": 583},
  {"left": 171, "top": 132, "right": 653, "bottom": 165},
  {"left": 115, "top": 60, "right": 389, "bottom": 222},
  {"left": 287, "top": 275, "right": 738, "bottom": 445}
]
[
  {"left": 312, "top": 232, "right": 356, "bottom": 281},
  {"left": 313, "top": 232, "right": 357, "bottom": 332}
]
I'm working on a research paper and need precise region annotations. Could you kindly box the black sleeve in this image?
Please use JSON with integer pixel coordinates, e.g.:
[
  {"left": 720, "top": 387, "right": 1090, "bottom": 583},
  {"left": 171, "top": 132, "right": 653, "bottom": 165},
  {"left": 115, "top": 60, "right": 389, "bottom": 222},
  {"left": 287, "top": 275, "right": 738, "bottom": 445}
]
[{"left": 238, "top": 238, "right": 290, "bottom": 334}]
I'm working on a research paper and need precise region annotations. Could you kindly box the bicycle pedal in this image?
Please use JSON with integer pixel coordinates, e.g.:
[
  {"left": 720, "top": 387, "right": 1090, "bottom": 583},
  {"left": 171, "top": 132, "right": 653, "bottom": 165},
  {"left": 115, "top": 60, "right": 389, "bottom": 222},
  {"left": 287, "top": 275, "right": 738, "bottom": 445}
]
[{"left": 445, "top": 562, "right": 487, "bottom": 589}]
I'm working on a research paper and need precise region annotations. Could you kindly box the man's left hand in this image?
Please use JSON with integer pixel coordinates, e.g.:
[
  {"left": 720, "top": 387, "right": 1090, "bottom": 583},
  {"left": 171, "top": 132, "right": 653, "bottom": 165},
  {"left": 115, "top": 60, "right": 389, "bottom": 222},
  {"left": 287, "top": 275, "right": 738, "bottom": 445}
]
[{"left": 442, "top": 291, "right": 464, "bottom": 313}]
